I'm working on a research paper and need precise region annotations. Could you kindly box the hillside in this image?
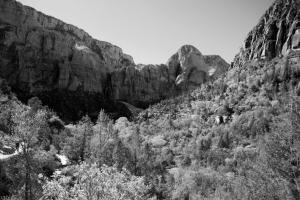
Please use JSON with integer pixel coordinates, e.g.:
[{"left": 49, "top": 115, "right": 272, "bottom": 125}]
[{"left": 0, "top": 0, "right": 300, "bottom": 199}]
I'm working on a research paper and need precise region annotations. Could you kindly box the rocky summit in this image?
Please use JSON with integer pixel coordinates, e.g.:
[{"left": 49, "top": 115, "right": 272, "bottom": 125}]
[{"left": 0, "top": 0, "right": 229, "bottom": 121}]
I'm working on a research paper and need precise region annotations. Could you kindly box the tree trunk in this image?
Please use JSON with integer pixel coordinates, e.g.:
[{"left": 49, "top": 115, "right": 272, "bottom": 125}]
[
  {"left": 25, "top": 165, "right": 30, "bottom": 200},
  {"left": 24, "top": 152, "right": 32, "bottom": 200},
  {"left": 289, "top": 180, "right": 300, "bottom": 200}
]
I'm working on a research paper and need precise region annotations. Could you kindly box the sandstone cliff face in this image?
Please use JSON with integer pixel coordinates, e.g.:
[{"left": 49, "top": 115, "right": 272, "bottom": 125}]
[
  {"left": 0, "top": 0, "right": 229, "bottom": 120},
  {"left": 234, "top": 0, "right": 300, "bottom": 67},
  {"left": 110, "top": 64, "right": 177, "bottom": 108},
  {"left": 0, "top": 0, "right": 133, "bottom": 93},
  {"left": 166, "top": 45, "right": 229, "bottom": 87},
  {"left": 110, "top": 45, "right": 229, "bottom": 107},
  {"left": 0, "top": 0, "right": 134, "bottom": 120},
  {"left": 167, "top": 45, "right": 210, "bottom": 87}
]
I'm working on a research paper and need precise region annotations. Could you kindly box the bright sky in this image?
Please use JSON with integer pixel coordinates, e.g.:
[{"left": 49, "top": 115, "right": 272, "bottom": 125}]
[{"left": 18, "top": 0, "right": 274, "bottom": 64}]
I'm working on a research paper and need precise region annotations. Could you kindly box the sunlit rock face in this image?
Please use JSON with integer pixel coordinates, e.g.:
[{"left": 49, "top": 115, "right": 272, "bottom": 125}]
[
  {"left": 173, "top": 45, "right": 210, "bottom": 86},
  {"left": 292, "top": 29, "right": 300, "bottom": 50},
  {"left": 110, "top": 45, "right": 229, "bottom": 106},
  {"left": 234, "top": 0, "right": 300, "bottom": 66},
  {"left": 167, "top": 45, "right": 229, "bottom": 88},
  {"left": 0, "top": 0, "right": 229, "bottom": 120}
]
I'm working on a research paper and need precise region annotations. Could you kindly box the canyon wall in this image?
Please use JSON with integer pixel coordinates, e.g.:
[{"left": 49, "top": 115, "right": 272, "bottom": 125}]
[{"left": 0, "top": 0, "right": 229, "bottom": 120}]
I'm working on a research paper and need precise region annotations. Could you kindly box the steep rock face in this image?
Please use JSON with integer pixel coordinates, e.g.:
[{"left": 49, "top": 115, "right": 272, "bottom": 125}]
[
  {"left": 167, "top": 45, "right": 229, "bottom": 87},
  {"left": 167, "top": 45, "right": 210, "bottom": 87},
  {"left": 203, "top": 55, "right": 230, "bottom": 78},
  {"left": 0, "top": 0, "right": 134, "bottom": 120},
  {"left": 110, "top": 45, "right": 229, "bottom": 106},
  {"left": 0, "top": 0, "right": 134, "bottom": 95},
  {"left": 0, "top": 0, "right": 229, "bottom": 120},
  {"left": 234, "top": 0, "right": 300, "bottom": 66},
  {"left": 110, "top": 64, "right": 177, "bottom": 108}
]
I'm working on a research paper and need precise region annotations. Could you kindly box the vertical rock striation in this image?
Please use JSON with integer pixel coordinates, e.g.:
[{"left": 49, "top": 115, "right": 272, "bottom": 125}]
[{"left": 234, "top": 0, "right": 300, "bottom": 67}]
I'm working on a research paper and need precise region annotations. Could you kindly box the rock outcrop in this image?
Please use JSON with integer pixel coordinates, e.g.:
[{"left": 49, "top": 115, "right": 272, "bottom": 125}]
[
  {"left": 167, "top": 45, "right": 210, "bottom": 87},
  {"left": 234, "top": 0, "right": 300, "bottom": 67},
  {"left": 167, "top": 45, "right": 229, "bottom": 87},
  {"left": 0, "top": 0, "right": 229, "bottom": 121}
]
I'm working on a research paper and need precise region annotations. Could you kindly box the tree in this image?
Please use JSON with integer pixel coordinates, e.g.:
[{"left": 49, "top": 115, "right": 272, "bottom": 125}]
[
  {"left": 89, "top": 110, "right": 114, "bottom": 166},
  {"left": 112, "top": 138, "right": 132, "bottom": 170},
  {"left": 63, "top": 115, "right": 93, "bottom": 162},
  {"left": 262, "top": 96, "right": 300, "bottom": 199},
  {"left": 126, "top": 126, "right": 142, "bottom": 174},
  {"left": 12, "top": 104, "right": 47, "bottom": 200},
  {"left": 79, "top": 115, "right": 93, "bottom": 161},
  {"left": 27, "top": 97, "right": 43, "bottom": 113}
]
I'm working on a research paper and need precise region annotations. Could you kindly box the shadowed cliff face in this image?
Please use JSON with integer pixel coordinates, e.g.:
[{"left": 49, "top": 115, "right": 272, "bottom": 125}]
[
  {"left": 234, "top": 0, "right": 300, "bottom": 67},
  {"left": 0, "top": 0, "right": 229, "bottom": 121}
]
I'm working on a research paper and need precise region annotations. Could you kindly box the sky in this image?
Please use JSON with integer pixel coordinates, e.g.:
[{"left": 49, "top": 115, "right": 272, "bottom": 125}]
[{"left": 18, "top": 0, "right": 274, "bottom": 64}]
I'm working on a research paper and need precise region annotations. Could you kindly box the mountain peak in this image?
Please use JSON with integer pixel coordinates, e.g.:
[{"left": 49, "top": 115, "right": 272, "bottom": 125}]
[{"left": 178, "top": 45, "right": 202, "bottom": 55}]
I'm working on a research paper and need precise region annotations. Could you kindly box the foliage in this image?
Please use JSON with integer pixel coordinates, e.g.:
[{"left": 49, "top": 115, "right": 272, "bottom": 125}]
[
  {"left": 2, "top": 57, "right": 300, "bottom": 199},
  {"left": 42, "top": 163, "right": 148, "bottom": 200}
]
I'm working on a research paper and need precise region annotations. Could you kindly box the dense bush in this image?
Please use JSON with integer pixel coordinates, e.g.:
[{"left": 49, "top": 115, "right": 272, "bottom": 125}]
[{"left": 42, "top": 163, "right": 148, "bottom": 200}]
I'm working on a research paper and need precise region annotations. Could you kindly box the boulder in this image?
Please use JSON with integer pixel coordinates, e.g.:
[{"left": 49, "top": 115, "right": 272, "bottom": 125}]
[{"left": 150, "top": 135, "right": 167, "bottom": 147}]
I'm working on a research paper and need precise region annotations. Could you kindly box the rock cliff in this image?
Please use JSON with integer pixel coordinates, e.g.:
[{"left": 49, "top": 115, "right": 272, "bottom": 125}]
[
  {"left": 110, "top": 45, "right": 229, "bottom": 107},
  {"left": 234, "top": 0, "right": 300, "bottom": 67},
  {"left": 0, "top": 0, "right": 135, "bottom": 120},
  {"left": 0, "top": 0, "right": 229, "bottom": 120}
]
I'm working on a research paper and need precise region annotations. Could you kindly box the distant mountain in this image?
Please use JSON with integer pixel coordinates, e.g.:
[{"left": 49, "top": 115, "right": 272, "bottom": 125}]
[{"left": 0, "top": 0, "right": 229, "bottom": 121}]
